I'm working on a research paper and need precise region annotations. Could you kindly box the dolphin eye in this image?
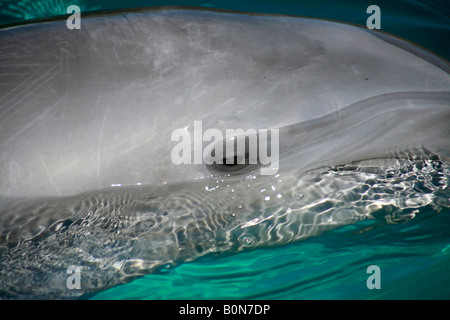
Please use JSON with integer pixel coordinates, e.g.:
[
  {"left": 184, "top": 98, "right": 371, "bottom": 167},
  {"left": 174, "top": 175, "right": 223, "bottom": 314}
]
[
  {"left": 205, "top": 135, "right": 262, "bottom": 176},
  {"left": 210, "top": 153, "right": 252, "bottom": 173}
]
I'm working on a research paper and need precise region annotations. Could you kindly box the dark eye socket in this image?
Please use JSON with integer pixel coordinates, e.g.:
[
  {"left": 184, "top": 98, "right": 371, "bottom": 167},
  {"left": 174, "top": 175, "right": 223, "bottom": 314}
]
[
  {"left": 223, "top": 155, "right": 240, "bottom": 166},
  {"left": 209, "top": 153, "right": 253, "bottom": 174},
  {"left": 204, "top": 133, "right": 269, "bottom": 176},
  {"left": 206, "top": 144, "right": 262, "bottom": 176}
]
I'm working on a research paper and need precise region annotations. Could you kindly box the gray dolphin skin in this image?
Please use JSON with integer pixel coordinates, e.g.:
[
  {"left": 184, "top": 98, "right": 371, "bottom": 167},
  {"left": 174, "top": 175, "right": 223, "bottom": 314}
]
[{"left": 0, "top": 8, "right": 449, "bottom": 299}]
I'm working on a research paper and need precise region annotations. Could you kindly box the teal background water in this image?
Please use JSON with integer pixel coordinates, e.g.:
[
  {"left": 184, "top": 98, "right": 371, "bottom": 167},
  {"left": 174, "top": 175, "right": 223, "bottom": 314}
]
[{"left": 1, "top": 0, "right": 449, "bottom": 299}]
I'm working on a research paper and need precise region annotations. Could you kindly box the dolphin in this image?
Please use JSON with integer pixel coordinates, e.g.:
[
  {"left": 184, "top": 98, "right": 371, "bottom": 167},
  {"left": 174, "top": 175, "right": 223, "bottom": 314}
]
[{"left": 0, "top": 8, "right": 449, "bottom": 299}]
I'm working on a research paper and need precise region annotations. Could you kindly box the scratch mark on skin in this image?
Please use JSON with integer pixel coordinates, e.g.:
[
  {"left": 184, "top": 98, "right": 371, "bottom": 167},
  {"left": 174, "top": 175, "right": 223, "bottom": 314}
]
[
  {"left": 97, "top": 105, "right": 108, "bottom": 191},
  {"left": 0, "top": 99, "right": 62, "bottom": 148},
  {"left": 0, "top": 64, "right": 60, "bottom": 121},
  {"left": 39, "top": 152, "right": 61, "bottom": 197},
  {"left": 122, "top": 12, "right": 137, "bottom": 34}
]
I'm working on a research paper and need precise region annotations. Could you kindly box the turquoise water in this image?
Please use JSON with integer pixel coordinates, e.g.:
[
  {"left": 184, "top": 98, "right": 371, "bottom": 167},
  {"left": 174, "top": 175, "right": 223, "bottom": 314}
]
[
  {"left": 92, "top": 208, "right": 450, "bottom": 299},
  {"left": 1, "top": 1, "right": 449, "bottom": 300}
]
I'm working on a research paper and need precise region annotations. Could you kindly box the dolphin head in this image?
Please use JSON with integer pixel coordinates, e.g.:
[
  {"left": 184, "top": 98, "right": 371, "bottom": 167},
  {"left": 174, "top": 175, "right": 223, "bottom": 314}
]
[{"left": 0, "top": 8, "right": 449, "bottom": 298}]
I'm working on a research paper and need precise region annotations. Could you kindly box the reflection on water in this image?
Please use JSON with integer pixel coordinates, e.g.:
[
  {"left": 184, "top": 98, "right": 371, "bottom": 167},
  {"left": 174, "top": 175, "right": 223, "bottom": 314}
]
[
  {"left": 94, "top": 157, "right": 450, "bottom": 299},
  {"left": 1, "top": 156, "right": 448, "bottom": 299}
]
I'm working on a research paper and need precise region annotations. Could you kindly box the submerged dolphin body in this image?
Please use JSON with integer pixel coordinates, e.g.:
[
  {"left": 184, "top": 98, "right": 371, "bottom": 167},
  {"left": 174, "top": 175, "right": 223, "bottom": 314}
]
[{"left": 0, "top": 9, "right": 449, "bottom": 298}]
